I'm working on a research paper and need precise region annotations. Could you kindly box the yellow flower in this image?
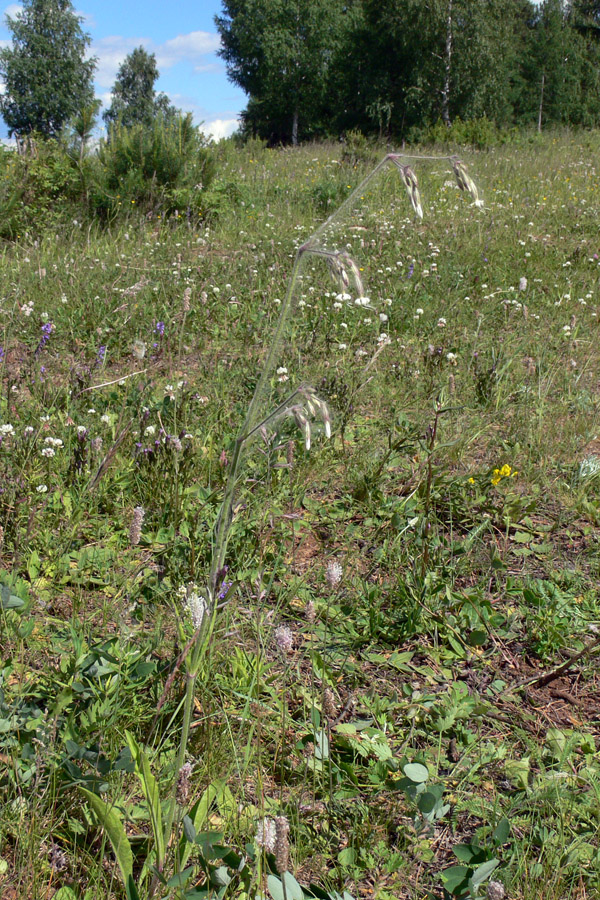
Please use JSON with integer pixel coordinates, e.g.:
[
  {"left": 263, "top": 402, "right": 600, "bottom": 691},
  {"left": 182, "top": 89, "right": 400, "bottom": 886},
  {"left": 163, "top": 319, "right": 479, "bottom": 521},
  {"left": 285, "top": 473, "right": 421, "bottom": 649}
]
[
  {"left": 468, "top": 477, "right": 475, "bottom": 484},
  {"left": 500, "top": 464, "right": 512, "bottom": 478}
]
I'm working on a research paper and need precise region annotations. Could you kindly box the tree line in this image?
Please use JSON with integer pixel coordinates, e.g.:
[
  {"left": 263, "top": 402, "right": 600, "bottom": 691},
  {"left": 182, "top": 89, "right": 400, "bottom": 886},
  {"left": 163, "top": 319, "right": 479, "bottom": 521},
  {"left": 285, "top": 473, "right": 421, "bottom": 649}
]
[
  {"left": 1, "top": 0, "right": 600, "bottom": 151},
  {"left": 0, "top": 0, "right": 181, "bottom": 142},
  {"left": 216, "top": 0, "right": 600, "bottom": 144}
]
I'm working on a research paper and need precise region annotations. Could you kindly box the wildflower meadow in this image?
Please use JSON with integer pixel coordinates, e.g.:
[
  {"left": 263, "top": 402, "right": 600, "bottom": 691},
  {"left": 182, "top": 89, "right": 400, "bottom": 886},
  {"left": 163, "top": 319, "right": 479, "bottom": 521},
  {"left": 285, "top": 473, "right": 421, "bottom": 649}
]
[{"left": 2, "top": 130, "right": 600, "bottom": 900}]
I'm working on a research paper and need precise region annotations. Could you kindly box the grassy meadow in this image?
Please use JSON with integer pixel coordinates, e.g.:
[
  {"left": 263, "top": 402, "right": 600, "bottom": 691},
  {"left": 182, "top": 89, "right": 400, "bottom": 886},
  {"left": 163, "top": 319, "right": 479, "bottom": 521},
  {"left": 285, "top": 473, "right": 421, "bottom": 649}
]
[{"left": 2, "top": 130, "right": 600, "bottom": 900}]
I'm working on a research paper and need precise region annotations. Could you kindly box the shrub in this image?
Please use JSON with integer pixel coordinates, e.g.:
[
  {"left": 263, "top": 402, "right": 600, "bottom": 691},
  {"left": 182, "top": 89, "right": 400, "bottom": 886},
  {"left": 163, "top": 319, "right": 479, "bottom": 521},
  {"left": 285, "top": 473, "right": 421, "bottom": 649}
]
[{"left": 93, "top": 113, "right": 215, "bottom": 220}]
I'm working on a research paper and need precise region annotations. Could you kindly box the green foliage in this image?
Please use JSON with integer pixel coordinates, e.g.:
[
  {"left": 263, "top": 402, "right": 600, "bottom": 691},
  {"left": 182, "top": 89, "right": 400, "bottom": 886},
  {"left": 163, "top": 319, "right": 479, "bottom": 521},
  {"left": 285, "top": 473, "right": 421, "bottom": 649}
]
[
  {"left": 2, "top": 135, "right": 600, "bottom": 900},
  {"left": 0, "top": 0, "right": 96, "bottom": 138},
  {"left": 103, "top": 46, "right": 178, "bottom": 131},
  {"left": 95, "top": 113, "right": 216, "bottom": 218},
  {"left": 217, "top": 0, "right": 600, "bottom": 142},
  {"left": 216, "top": 0, "right": 351, "bottom": 144}
]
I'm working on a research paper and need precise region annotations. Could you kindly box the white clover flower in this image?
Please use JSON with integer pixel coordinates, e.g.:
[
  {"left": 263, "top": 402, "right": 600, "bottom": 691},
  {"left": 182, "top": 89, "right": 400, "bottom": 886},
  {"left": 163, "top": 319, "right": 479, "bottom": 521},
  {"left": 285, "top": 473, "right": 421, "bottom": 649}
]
[
  {"left": 36, "top": 484, "right": 48, "bottom": 493},
  {"left": 338, "top": 343, "right": 347, "bottom": 350},
  {"left": 87, "top": 408, "right": 96, "bottom": 414},
  {"left": 42, "top": 447, "right": 55, "bottom": 458},
  {"left": 437, "top": 317, "right": 447, "bottom": 328},
  {"left": 77, "top": 425, "right": 87, "bottom": 435},
  {"left": 416, "top": 308, "right": 424, "bottom": 316},
  {"left": 276, "top": 366, "right": 289, "bottom": 383},
  {"left": 377, "top": 333, "right": 390, "bottom": 344},
  {"left": 24, "top": 426, "right": 34, "bottom": 435},
  {"left": 100, "top": 414, "right": 111, "bottom": 424},
  {"left": 379, "top": 313, "right": 388, "bottom": 323},
  {"left": 519, "top": 277, "right": 528, "bottom": 291},
  {"left": 0, "top": 424, "right": 15, "bottom": 436},
  {"left": 145, "top": 425, "right": 156, "bottom": 436},
  {"left": 40, "top": 415, "right": 50, "bottom": 422}
]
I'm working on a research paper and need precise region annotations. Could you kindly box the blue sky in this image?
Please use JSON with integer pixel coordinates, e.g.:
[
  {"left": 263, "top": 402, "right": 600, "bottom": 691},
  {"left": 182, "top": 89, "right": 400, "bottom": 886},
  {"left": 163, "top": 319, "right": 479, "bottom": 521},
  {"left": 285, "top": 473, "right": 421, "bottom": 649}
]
[{"left": 0, "top": 1, "right": 247, "bottom": 140}]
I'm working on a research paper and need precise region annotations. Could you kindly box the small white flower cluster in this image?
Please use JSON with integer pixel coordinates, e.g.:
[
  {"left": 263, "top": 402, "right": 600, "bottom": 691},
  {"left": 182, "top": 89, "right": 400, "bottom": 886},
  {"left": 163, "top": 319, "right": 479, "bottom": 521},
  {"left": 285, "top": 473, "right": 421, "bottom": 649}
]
[
  {"left": 255, "top": 818, "right": 276, "bottom": 852},
  {"left": 21, "top": 301, "right": 34, "bottom": 316},
  {"left": 178, "top": 583, "right": 208, "bottom": 630},
  {"left": 1, "top": 424, "right": 15, "bottom": 436},
  {"left": 41, "top": 436, "right": 63, "bottom": 458},
  {"left": 277, "top": 366, "right": 289, "bottom": 383}
]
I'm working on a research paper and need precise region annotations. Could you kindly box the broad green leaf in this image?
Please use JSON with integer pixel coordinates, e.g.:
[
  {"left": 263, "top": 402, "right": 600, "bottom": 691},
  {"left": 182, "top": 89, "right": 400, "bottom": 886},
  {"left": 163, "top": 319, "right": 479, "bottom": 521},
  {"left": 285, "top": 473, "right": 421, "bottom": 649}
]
[
  {"left": 440, "top": 864, "right": 470, "bottom": 894},
  {"left": 469, "top": 858, "right": 500, "bottom": 892},
  {"left": 268, "top": 873, "right": 304, "bottom": 900},
  {"left": 504, "top": 757, "right": 530, "bottom": 790},
  {"left": 545, "top": 728, "right": 567, "bottom": 758},
  {"left": 79, "top": 787, "right": 133, "bottom": 884},
  {"left": 1, "top": 585, "right": 24, "bottom": 610},
  {"left": 402, "top": 762, "right": 429, "bottom": 784},
  {"left": 125, "top": 731, "right": 165, "bottom": 867},
  {"left": 51, "top": 889, "right": 79, "bottom": 900},
  {"left": 492, "top": 817, "right": 510, "bottom": 845},
  {"left": 338, "top": 847, "right": 357, "bottom": 866}
]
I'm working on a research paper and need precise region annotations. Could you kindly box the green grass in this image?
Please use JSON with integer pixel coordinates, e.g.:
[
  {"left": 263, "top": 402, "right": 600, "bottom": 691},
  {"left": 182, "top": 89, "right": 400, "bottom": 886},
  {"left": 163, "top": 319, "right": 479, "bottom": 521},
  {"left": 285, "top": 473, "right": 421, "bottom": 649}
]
[{"left": 2, "top": 130, "right": 600, "bottom": 900}]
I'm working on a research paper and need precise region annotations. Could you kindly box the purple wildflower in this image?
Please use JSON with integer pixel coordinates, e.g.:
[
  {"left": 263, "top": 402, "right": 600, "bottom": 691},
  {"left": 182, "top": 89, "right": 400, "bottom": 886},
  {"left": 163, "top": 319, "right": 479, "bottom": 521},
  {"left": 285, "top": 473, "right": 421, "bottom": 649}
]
[
  {"left": 96, "top": 345, "right": 106, "bottom": 366},
  {"left": 35, "top": 322, "right": 53, "bottom": 356},
  {"left": 407, "top": 262, "right": 414, "bottom": 279},
  {"left": 155, "top": 321, "right": 165, "bottom": 337},
  {"left": 0, "top": 346, "right": 4, "bottom": 362}
]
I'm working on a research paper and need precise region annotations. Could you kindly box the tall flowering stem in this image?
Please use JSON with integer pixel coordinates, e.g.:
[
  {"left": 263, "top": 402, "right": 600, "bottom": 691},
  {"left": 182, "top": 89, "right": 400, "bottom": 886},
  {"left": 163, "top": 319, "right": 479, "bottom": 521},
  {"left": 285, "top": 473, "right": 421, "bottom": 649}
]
[{"left": 161, "top": 149, "right": 483, "bottom": 888}]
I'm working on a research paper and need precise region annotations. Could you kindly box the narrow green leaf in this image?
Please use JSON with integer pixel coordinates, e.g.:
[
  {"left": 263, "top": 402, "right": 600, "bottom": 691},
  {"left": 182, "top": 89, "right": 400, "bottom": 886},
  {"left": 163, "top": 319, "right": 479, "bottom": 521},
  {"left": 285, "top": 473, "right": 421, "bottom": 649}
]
[
  {"left": 125, "top": 731, "right": 165, "bottom": 866},
  {"left": 79, "top": 787, "right": 133, "bottom": 884},
  {"left": 126, "top": 876, "right": 141, "bottom": 900},
  {"left": 178, "top": 782, "right": 220, "bottom": 869},
  {"left": 183, "top": 814, "right": 197, "bottom": 843}
]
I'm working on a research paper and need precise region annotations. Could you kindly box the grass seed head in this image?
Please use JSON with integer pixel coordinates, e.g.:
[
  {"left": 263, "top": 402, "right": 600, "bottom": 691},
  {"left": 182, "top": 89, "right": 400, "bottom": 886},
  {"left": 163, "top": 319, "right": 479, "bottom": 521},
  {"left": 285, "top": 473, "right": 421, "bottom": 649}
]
[
  {"left": 129, "top": 506, "right": 145, "bottom": 546},
  {"left": 399, "top": 165, "right": 423, "bottom": 219},
  {"left": 176, "top": 761, "right": 193, "bottom": 806},
  {"left": 274, "top": 815, "right": 290, "bottom": 873},
  {"left": 452, "top": 158, "right": 483, "bottom": 207},
  {"left": 323, "top": 687, "right": 337, "bottom": 719}
]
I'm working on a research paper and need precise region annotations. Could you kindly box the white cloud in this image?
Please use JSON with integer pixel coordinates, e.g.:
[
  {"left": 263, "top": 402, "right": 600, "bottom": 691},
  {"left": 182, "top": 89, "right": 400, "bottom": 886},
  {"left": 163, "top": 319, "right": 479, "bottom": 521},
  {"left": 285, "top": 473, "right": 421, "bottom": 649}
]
[
  {"left": 91, "top": 35, "right": 153, "bottom": 89},
  {"left": 194, "top": 62, "right": 223, "bottom": 75},
  {"left": 205, "top": 117, "right": 239, "bottom": 141},
  {"left": 91, "top": 30, "right": 221, "bottom": 89},
  {"left": 156, "top": 31, "right": 220, "bottom": 68},
  {"left": 3, "top": 4, "right": 22, "bottom": 21}
]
